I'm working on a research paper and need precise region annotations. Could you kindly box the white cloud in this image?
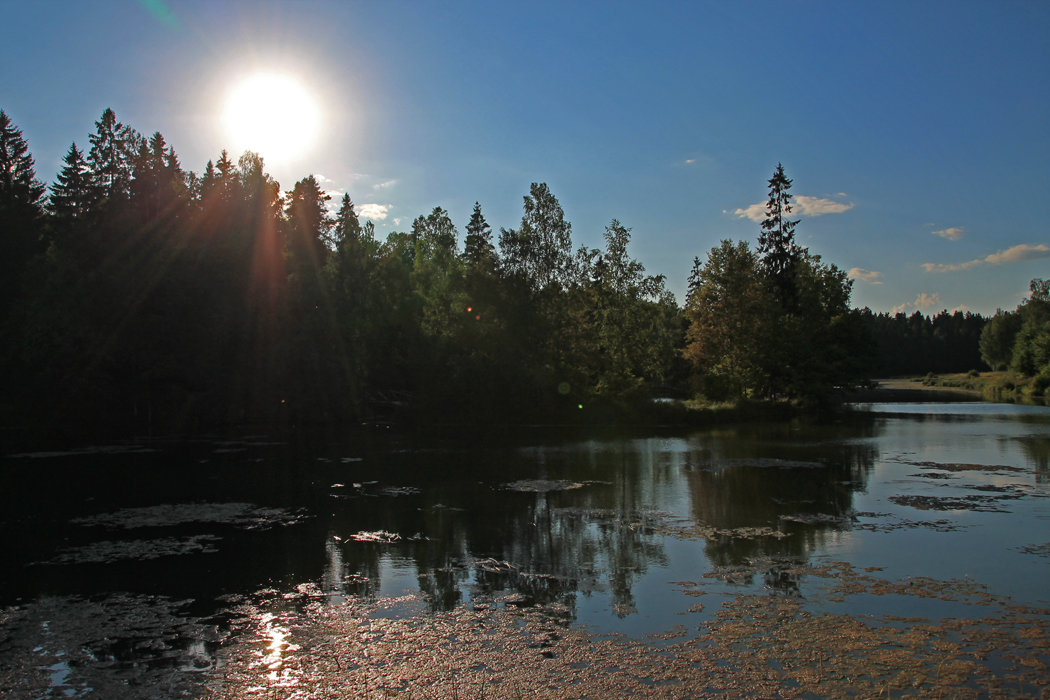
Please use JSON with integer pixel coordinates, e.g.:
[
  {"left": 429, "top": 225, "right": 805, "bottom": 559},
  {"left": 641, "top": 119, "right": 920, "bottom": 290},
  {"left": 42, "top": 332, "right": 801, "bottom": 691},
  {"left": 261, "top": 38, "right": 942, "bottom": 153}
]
[
  {"left": 358, "top": 203, "right": 391, "bottom": 221},
  {"left": 931, "top": 226, "right": 964, "bottom": 241},
  {"left": 848, "top": 268, "right": 883, "bottom": 285},
  {"left": 732, "top": 202, "right": 766, "bottom": 223},
  {"left": 684, "top": 158, "right": 696, "bottom": 164},
  {"left": 323, "top": 192, "right": 345, "bottom": 214},
  {"left": 922, "top": 243, "right": 1050, "bottom": 273},
  {"left": 794, "top": 195, "right": 854, "bottom": 217},
  {"left": 891, "top": 292, "right": 943, "bottom": 315},
  {"left": 732, "top": 194, "right": 853, "bottom": 223},
  {"left": 393, "top": 218, "right": 401, "bottom": 226},
  {"left": 986, "top": 243, "right": 1050, "bottom": 264},
  {"left": 373, "top": 179, "right": 398, "bottom": 190}
]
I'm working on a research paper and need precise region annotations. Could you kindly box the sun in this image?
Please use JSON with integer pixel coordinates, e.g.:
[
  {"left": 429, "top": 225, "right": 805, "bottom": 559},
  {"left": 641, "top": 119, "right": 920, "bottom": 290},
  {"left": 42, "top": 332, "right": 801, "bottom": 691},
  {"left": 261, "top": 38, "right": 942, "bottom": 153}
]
[{"left": 222, "top": 72, "right": 322, "bottom": 164}]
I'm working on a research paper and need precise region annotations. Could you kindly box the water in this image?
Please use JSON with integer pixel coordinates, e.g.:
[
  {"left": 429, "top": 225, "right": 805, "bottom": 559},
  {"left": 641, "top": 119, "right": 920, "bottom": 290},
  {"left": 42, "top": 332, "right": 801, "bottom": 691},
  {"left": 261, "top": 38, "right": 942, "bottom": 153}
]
[{"left": 2, "top": 403, "right": 1049, "bottom": 695}]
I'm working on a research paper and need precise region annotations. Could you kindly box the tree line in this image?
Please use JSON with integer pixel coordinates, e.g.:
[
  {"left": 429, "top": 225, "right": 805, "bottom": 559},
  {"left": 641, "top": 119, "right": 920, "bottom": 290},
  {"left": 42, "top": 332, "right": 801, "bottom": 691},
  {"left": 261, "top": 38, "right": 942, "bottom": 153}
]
[
  {"left": 858, "top": 308, "right": 986, "bottom": 376},
  {"left": 0, "top": 108, "right": 1001, "bottom": 436},
  {"left": 1, "top": 108, "right": 685, "bottom": 434}
]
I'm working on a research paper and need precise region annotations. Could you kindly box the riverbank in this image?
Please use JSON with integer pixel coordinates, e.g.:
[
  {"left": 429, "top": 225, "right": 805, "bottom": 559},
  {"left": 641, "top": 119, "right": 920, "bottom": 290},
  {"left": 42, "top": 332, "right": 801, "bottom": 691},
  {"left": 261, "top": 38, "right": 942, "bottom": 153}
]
[
  {"left": 847, "top": 377, "right": 983, "bottom": 403},
  {"left": 917, "top": 370, "right": 1049, "bottom": 405}
]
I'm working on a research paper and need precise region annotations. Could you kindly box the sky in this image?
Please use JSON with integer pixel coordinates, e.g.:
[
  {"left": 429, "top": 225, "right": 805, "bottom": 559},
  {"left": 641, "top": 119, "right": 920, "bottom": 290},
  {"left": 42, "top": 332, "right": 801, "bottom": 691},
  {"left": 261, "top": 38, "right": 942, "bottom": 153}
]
[{"left": 3, "top": 0, "right": 1048, "bottom": 315}]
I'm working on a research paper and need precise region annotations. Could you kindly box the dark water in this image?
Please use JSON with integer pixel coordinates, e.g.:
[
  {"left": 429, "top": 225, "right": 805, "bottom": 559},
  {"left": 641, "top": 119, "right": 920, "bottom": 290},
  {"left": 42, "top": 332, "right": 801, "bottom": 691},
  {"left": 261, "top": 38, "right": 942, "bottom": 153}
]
[{"left": 2, "top": 402, "right": 1049, "bottom": 694}]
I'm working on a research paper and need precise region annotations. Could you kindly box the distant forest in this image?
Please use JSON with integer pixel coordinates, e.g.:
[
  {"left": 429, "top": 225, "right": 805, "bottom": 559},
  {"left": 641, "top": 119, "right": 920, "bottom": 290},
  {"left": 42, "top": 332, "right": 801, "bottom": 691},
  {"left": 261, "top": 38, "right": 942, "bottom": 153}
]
[{"left": 0, "top": 109, "right": 1004, "bottom": 436}]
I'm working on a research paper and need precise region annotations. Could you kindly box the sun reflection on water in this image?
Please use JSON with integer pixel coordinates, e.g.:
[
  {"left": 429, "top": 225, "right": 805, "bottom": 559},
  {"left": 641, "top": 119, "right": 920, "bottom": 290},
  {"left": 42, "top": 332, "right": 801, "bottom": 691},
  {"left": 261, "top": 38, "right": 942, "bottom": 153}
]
[{"left": 257, "top": 612, "right": 300, "bottom": 687}]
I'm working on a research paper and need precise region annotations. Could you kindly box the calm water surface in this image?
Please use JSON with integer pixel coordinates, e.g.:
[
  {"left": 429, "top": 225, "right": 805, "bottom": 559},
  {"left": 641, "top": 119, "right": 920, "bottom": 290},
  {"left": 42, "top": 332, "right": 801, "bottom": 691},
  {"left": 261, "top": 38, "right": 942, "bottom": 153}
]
[{"left": 2, "top": 402, "right": 1049, "bottom": 692}]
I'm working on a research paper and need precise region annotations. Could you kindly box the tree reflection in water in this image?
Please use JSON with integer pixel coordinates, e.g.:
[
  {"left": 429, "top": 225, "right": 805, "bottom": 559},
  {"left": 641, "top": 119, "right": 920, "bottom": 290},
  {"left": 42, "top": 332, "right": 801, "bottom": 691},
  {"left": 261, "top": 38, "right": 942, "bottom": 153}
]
[{"left": 316, "top": 419, "right": 877, "bottom": 617}]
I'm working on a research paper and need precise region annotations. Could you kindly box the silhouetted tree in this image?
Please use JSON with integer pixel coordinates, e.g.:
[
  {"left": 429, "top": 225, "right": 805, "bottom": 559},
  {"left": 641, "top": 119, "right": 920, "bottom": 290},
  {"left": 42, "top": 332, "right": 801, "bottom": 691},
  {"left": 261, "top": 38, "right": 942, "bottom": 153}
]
[
  {"left": 48, "top": 143, "right": 98, "bottom": 237},
  {"left": 87, "top": 108, "right": 140, "bottom": 207},
  {"left": 412, "top": 206, "right": 458, "bottom": 268},
  {"left": 332, "top": 193, "right": 362, "bottom": 248},
  {"left": 463, "top": 201, "right": 497, "bottom": 272},
  {"left": 0, "top": 110, "right": 46, "bottom": 295},
  {"left": 757, "top": 163, "right": 800, "bottom": 309},
  {"left": 0, "top": 110, "right": 47, "bottom": 408},
  {"left": 499, "top": 182, "right": 574, "bottom": 292}
]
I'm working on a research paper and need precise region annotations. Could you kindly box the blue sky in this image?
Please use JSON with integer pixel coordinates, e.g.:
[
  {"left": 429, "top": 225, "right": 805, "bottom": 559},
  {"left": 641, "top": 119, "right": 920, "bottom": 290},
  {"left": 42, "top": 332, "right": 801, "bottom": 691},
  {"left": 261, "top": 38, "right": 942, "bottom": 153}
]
[{"left": 3, "top": 0, "right": 1048, "bottom": 315}]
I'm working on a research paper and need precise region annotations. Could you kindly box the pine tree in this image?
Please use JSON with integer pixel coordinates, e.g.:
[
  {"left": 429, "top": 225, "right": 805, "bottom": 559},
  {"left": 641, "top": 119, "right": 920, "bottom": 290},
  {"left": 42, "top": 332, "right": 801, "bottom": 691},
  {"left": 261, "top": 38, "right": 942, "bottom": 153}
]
[{"left": 756, "top": 163, "right": 800, "bottom": 308}]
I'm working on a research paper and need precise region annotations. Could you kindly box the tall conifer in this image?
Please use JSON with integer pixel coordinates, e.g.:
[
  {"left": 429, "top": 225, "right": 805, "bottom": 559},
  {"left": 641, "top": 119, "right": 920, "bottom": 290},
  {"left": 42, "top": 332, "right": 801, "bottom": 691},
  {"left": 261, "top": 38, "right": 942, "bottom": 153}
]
[
  {"left": 463, "top": 201, "right": 496, "bottom": 270},
  {"left": 49, "top": 142, "right": 97, "bottom": 229},
  {"left": 757, "top": 163, "right": 800, "bottom": 308}
]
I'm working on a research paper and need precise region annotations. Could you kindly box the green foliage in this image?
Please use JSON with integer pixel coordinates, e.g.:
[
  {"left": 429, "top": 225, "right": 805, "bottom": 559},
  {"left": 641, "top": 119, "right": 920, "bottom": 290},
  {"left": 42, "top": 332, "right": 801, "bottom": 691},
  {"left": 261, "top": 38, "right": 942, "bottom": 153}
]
[
  {"left": 1007, "top": 279, "right": 1050, "bottom": 378},
  {"left": 683, "top": 240, "right": 770, "bottom": 400},
  {"left": 498, "top": 182, "right": 575, "bottom": 292},
  {"left": 979, "top": 310, "right": 1022, "bottom": 371},
  {"left": 683, "top": 165, "right": 872, "bottom": 403}
]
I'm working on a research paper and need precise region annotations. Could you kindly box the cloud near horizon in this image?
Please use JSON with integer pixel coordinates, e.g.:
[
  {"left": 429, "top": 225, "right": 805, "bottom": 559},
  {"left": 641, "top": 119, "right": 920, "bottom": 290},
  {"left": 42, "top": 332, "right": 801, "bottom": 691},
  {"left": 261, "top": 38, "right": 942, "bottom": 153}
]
[
  {"left": 891, "top": 292, "right": 943, "bottom": 315},
  {"left": 358, "top": 203, "right": 391, "bottom": 221},
  {"left": 847, "top": 267, "right": 883, "bottom": 285},
  {"left": 732, "top": 195, "right": 854, "bottom": 223},
  {"left": 922, "top": 243, "right": 1050, "bottom": 273},
  {"left": 932, "top": 226, "right": 964, "bottom": 241}
]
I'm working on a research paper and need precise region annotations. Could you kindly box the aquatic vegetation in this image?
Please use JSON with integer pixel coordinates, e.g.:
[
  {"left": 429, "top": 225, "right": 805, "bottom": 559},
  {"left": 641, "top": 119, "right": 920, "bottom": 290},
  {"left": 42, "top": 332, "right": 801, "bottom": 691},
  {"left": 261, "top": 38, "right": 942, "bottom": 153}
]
[
  {"left": 503, "top": 479, "right": 586, "bottom": 493},
  {"left": 72, "top": 502, "right": 310, "bottom": 530},
  {"left": 39, "top": 534, "right": 221, "bottom": 565}
]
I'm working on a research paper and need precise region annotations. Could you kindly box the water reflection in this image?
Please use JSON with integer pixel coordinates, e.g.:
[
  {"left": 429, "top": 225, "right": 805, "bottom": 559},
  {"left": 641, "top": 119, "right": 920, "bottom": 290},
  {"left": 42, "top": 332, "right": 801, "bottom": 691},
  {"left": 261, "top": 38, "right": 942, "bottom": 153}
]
[
  {"left": 308, "top": 423, "right": 878, "bottom": 616},
  {"left": 258, "top": 612, "right": 297, "bottom": 687},
  {"left": 1018, "top": 435, "right": 1050, "bottom": 483},
  {"left": 683, "top": 422, "right": 876, "bottom": 569}
]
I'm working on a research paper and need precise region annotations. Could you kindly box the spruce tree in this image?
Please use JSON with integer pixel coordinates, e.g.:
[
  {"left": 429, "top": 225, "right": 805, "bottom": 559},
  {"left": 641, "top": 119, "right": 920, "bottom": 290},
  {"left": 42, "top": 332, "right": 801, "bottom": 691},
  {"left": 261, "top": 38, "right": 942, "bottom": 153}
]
[
  {"left": 0, "top": 109, "right": 46, "bottom": 305},
  {"left": 757, "top": 163, "right": 800, "bottom": 308},
  {"left": 49, "top": 142, "right": 98, "bottom": 231},
  {"left": 0, "top": 109, "right": 46, "bottom": 214},
  {"left": 463, "top": 201, "right": 496, "bottom": 270},
  {"left": 87, "top": 107, "right": 140, "bottom": 205},
  {"left": 0, "top": 110, "right": 47, "bottom": 382},
  {"left": 333, "top": 193, "right": 362, "bottom": 248}
]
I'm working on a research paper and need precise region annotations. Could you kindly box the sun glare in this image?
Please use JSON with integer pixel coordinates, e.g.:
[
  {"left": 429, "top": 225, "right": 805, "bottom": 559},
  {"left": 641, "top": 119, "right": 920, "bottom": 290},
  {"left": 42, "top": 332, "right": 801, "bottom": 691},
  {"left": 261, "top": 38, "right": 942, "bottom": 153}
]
[{"left": 223, "top": 72, "right": 321, "bottom": 164}]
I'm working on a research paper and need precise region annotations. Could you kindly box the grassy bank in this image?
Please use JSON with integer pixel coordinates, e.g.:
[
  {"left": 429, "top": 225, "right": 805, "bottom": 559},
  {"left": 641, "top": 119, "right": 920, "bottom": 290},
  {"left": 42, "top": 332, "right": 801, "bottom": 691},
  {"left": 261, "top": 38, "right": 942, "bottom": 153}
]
[{"left": 914, "top": 370, "right": 1049, "bottom": 404}]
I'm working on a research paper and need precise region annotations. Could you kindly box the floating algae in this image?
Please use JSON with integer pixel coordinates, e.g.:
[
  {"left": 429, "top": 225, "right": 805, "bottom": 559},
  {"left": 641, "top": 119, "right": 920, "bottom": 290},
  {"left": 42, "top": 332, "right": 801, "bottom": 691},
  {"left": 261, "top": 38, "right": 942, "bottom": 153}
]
[{"left": 72, "top": 502, "right": 309, "bottom": 530}]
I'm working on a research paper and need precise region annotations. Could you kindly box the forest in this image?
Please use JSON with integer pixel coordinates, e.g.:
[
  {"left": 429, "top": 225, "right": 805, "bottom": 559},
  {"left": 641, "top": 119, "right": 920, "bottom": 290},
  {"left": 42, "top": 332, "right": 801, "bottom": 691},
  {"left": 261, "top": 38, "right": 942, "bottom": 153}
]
[{"left": 0, "top": 108, "right": 1009, "bottom": 438}]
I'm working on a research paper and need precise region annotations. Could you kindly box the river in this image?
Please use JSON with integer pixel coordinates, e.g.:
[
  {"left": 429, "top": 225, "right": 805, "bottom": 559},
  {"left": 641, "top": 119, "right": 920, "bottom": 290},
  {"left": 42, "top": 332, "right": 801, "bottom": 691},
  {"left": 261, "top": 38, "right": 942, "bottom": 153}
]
[{"left": 2, "top": 402, "right": 1048, "bottom": 697}]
